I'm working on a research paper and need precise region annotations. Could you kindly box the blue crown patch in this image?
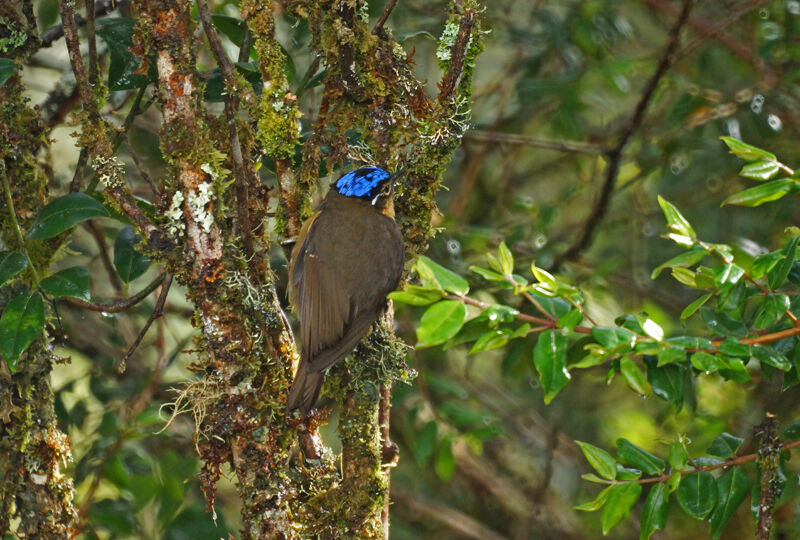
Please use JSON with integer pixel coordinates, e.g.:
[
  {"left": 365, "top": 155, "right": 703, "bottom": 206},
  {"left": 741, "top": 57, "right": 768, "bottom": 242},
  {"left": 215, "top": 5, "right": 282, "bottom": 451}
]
[{"left": 334, "top": 167, "right": 391, "bottom": 198}]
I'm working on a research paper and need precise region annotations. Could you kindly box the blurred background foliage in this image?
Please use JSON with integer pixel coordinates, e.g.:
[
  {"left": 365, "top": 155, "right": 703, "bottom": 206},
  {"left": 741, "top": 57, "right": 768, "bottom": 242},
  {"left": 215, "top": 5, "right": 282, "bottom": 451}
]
[{"left": 9, "top": 0, "right": 800, "bottom": 538}]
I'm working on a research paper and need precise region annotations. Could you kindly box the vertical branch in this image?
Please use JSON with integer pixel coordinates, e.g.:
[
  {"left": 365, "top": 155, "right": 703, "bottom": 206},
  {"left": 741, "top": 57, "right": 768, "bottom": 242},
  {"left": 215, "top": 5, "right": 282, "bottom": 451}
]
[{"left": 756, "top": 412, "right": 781, "bottom": 540}]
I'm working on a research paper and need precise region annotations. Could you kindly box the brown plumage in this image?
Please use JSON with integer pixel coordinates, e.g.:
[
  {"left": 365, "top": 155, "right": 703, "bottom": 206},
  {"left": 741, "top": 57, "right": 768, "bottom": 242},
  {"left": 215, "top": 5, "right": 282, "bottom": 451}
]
[{"left": 286, "top": 168, "right": 405, "bottom": 414}]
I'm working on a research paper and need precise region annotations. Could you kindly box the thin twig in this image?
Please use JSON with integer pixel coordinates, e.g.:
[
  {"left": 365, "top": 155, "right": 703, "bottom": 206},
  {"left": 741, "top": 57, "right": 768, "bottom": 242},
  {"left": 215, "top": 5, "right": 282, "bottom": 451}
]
[
  {"left": 123, "top": 135, "right": 160, "bottom": 200},
  {"left": 553, "top": 0, "right": 694, "bottom": 269},
  {"left": 372, "top": 0, "right": 399, "bottom": 35},
  {"left": 64, "top": 273, "right": 165, "bottom": 313},
  {"left": 465, "top": 130, "right": 604, "bottom": 154},
  {"left": 118, "top": 274, "right": 173, "bottom": 372},
  {"left": 1, "top": 161, "right": 40, "bottom": 282},
  {"left": 391, "top": 488, "right": 509, "bottom": 540},
  {"left": 85, "top": 220, "right": 124, "bottom": 293},
  {"left": 85, "top": 0, "right": 98, "bottom": 85}
]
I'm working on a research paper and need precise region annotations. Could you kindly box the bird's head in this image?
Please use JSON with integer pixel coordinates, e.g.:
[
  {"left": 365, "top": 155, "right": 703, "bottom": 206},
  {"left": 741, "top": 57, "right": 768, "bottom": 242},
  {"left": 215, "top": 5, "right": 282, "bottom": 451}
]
[{"left": 331, "top": 166, "right": 401, "bottom": 216}]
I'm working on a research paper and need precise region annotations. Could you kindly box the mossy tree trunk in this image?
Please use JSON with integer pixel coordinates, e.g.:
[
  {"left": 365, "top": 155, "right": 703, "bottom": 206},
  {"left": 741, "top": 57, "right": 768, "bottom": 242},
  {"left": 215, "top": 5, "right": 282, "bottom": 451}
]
[{"left": 0, "top": 0, "right": 482, "bottom": 537}]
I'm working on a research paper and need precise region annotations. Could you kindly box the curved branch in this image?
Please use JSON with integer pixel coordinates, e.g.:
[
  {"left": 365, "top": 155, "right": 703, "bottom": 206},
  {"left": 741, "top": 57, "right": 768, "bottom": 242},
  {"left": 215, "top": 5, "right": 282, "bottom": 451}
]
[
  {"left": 552, "top": 0, "right": 694, "bottom": 270},
  {"left": 63, "top": 273, "right": 166, "bottom": 313}
]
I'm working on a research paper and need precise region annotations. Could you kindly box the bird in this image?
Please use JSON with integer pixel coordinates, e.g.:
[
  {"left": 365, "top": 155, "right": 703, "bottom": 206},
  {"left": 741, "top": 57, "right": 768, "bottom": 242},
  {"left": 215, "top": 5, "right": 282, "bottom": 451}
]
[{"left": 286, "top": 166, "right": 405, "bottom": 415}]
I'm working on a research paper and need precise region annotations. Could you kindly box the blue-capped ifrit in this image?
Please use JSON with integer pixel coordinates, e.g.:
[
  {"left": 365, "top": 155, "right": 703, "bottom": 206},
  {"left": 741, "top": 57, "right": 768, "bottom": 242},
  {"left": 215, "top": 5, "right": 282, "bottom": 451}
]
[{"left": 286, "top": 166, "right": 405, "bottom": 414}]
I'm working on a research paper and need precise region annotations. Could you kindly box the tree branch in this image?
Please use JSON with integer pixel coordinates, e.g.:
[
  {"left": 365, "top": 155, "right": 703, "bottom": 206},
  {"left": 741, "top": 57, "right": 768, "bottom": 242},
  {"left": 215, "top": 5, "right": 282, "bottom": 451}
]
[
  {"left": 464, "top": 130, "right": 604, "bottom": 154},
  {"left": 437, "top": 8, "right": 476, "bottom": 103},
  {"left": 64, "top": 273, "right": 166, "bottom": 313},
  {"left": 372, "top": 0, "right": 399, "bottom": 35},
  {"left": 552, "top": 0, "right": 694, "bottom": 269},
  {"left": 41, "top": 0, "right": 125, "bottom": 48},
  {"left": 118, "top": 274, "right": 173, "bottom": 372}
]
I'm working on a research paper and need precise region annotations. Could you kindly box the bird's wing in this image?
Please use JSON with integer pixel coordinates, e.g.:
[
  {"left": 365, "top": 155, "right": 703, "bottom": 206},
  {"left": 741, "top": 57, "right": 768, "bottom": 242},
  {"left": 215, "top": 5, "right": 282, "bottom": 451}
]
[{"left": 292, "top": 246, "right": 351, "bottom": 361}]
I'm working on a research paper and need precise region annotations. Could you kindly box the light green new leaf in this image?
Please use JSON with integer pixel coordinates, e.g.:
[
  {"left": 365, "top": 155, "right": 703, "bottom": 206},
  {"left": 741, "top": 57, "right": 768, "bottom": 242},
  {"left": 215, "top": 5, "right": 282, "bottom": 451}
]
[
  {"left": 722, "top": 178, "right": 798, "bottom": 207},
  {"left": 651, "top": 248, "right": 707, "bottom": 279},
  {"left": 739, "top": 160, "right": 780, "bottom": 181},
  {"left": 657, "top": 196, "right": 696, "bottom": 239},
  {"left": 389, "top": 285, "right": 444, "bottom": 306},
  {"left": 620, "top": 357, "right": 651, "bottom": 396},
  {"left": 574, "top": 485, "right": 612, "bottom": 512},
  {"left": 720, "top": 136, "right": 776, "bottom": 162}
]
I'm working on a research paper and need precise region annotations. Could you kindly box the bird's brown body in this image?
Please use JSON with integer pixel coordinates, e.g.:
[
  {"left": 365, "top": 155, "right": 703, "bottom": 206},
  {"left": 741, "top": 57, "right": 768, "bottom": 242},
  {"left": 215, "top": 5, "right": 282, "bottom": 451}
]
[{"left": 287, "top": 188, "right": 405, "bottom": 414}]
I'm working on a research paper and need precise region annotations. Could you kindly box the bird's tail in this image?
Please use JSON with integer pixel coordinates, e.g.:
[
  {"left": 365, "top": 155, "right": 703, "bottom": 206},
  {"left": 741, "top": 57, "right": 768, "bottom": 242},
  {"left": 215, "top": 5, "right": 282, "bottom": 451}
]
[{"left": 286, "top": 366, "right": 323, "bottom": 416}]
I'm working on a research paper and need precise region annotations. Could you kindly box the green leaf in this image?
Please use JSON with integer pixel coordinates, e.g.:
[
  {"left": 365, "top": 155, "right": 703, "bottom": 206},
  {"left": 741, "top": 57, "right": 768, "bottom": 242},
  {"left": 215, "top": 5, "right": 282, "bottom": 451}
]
[
  {"left": 601, "top": 482, "right": 642, "bottom": 535},
  {"left": 483, "top": 304, "right": 519, "bottom": 326},
  {"left": 95, "top": 18, "right": 155, "bottom": 90},
  {"left": 533, "top": 330, "right": 570, "bottom": 404},
  {"left": 750, "top": 251, "right": 782, "bottom": 279},
  {"left": 619, "top": 357, "right": 651, "bottom": 396},
  {"left": 646, "top": 360, "right": 684, "bottom": 409},
  {"left": 677, "top": 471, "right": 717, "bottom": 520},
  {"left": 668, "top": 441, "right": 689, "bottom": 472},
  {"left": 0, "top": 251, "right": 28, "bottom": 286},
  {"left": 718, "top": 339, "right": 751, "bottom": 357},
  {"left": 740, "top": 160, "right": 780, "bottom": 181},
  {"left": 575, "top": 441, "right": 617, "bottom": 480},
  {"left": 717, "top": 355, "right": 750, "bottom": 383},
  {"left": 657, "top": 196, "right": 696, "bottom": 239},
  {"left": 640, "top": 483, "right": 669, "bottom": 540},
  {"left": 28, "top": 193, "right": 109, "bottom": 239},
  {"left": 531, "top": 263, "right": 557, "bottom": 289},
  {"left": 768, "top": 236, "right": 798, "bottom": 290},
  {"left": 722, "top": 177, "right": 798, "bottom": 207},
  {"left": 388, "top": 285, "right": 444, "bottom": 306},
  {"left": 574, "top": 485, "right": 612, "bottom": 512},
  {"left": 498, "top": 242, "right": 514, "bottom": 275},
  {"left": 707, "top": 432, "right": 744, "bottom": 458},
  {"left": 557, "top": 309, "right": 583, "bottom": 331},
  {"left": 592, "top": 327, "right": 637, "bottom": 351},
  {"left": 708, "top": 468, "right": 750, "bottom": 539},
  {"left": 720, "top": 136, "right": 777, "bottom": 162},
  {"left": 39, "top": 267, "right": 90, "bottom": 301},
  {"left": 753, "top": 294, "right": 790, "bottom": 330},
  {"left": 782, "top": 419, "right": 800, "bottom": 440},
  {"left": 416, "top": 300, "right": 468, "bottom": 348},
  {"left": 0, "top": 291, "right": 45, "bottom": 371},
  {"left": 113, "top": 226, "right": 151, "bottom": 282},
  {"left": 680, "top": 293, "right": 712, "bottom": 320},
  {"left": 469, "top": 329, "right": 510, "bottom": 353},
  {"left": 616, "top": 439, "right": 664, "bottom": 475},
  {"left": 469, "top": 265, "right": 505, "bottom": 282},
  {"left": 700, "top": 307, "right": 747, "bottom": 338},
  {"left": 434, "top": 437, "right": 455, "bottom": 481},
  {"left": 752, "top": 345, "right": 792, "bottom": 371},
  {"left": 615, "top": 314, "right": 645, "bottom": 335},
  {"left": 651, "top": 249, "right": 707, "bottom": 279},
  {"left": 657, "top": 346, "right": 685, "bottom": 367},
  {"left": 712, "top": 263, "right": 745, "bottom": 287},
  {"left": 416, "top": 256, "right": 469, "bottom": 295},
  {"left": 691, "top": 351, "right": 720, "bottom": 373},
  {"left": 0, "top": 58, "right": 17, "bottom": 87},
  {"left": 412, "top": 421, "right": 437, "bottom": 467}
]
